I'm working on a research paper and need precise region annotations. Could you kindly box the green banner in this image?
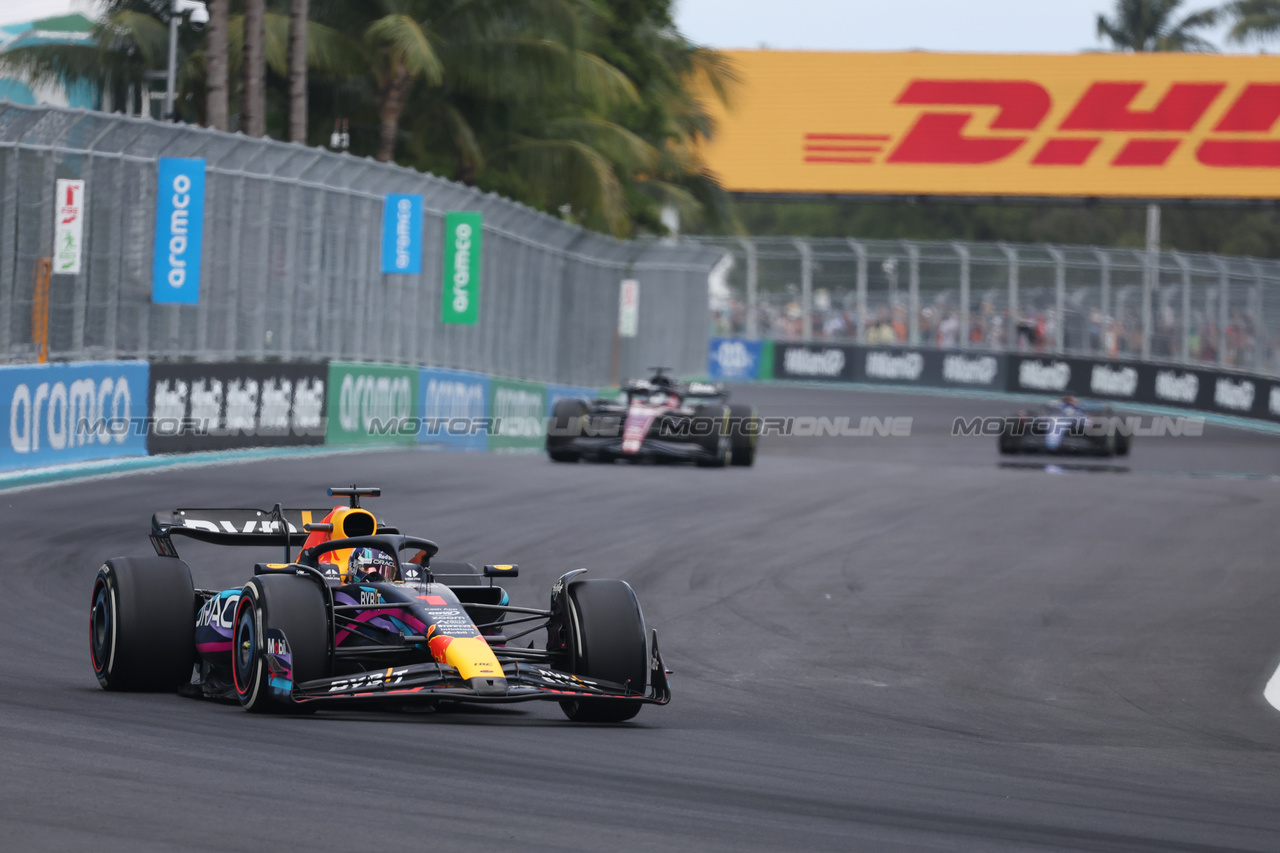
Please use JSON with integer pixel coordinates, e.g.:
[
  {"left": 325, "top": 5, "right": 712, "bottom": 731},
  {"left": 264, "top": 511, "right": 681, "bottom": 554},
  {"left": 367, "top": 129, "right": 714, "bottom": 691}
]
[
  {"left": 442, "top": 211, "right": 482, "bottom": 325},
  {"left": 489, "top": 377, "right": 547, "bottom": 451},
  {"left": 326, "top": 362, "right": 420, "bottom": 445},
  {"left": 758, "top": 339, "right": 775, "bottom": 381}
]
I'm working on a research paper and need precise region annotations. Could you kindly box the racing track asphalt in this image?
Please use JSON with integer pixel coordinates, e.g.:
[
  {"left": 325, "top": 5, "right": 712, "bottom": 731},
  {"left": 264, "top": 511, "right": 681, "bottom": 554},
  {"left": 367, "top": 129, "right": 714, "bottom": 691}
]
[{"left": 2, "top": 385, "right": 1280, "bottom": 852}]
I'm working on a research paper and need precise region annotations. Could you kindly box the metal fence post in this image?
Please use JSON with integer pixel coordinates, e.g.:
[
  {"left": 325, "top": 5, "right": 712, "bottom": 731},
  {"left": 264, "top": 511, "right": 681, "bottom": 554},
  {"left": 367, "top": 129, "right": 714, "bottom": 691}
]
[
  {"left": 1211, "top": 255, "right": 1229, "bottom": 368},
  {"left": 1173, "top": 253, "right": 1191, "bottom": 364},
  {"left": 795, "top": 239, "right": 813, "bottom": 342},
  {"left": 1093, "top": 247, "right": 1110, "bottom": 344},
  {"left": 738, "top": 237, "right": 758, "bottom": 339},
  {"left": 904, "top": 241, "right": 920, "bottom": 345},
  {"left": 1143, "top": 233, "right": 1158, "bottom": 361},
  {"left": 1251, "top": 260, "right": 1266, "bottom": 369},
  {"left": 849, "top": 239, "right": 867, "bottom": 344},
  {"left": 1047, "top": 246, "right": 1065, "bottom": 354},
  {"left": 952, "top": 242, "right": 970, "bottom": 349},
  {"left": 999, "top": 244, "right": 1018, "bottom": 352}
]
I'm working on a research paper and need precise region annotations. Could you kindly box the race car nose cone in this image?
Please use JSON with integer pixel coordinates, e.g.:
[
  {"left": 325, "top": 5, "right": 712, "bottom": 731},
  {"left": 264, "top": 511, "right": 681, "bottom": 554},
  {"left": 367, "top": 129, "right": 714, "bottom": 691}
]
[{"left": 469, "top": 676, "right": 509, "bottom": 697}]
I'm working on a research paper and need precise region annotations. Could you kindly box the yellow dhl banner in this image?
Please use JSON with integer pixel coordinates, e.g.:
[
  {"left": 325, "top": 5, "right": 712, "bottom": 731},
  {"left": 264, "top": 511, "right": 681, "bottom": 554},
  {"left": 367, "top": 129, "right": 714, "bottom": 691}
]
[{"left": 699, "top": 51, "right": 1280, "bottom": 199}]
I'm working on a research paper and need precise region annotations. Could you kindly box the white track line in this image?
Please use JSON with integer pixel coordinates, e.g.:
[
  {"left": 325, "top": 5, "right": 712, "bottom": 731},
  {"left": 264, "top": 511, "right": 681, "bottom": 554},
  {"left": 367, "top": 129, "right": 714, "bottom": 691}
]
[{"left": 1266, "top": 662, "right": 1280, "bottom": 714}]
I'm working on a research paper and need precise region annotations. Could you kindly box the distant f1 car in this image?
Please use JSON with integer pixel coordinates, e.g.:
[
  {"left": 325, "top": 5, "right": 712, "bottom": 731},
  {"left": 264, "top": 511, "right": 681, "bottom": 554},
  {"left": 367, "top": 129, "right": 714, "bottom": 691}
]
[
  {"left": 90, "top": 487, "right": 669, "bottom": 722},
  {"left": 546, "top": 369, "right": 758, "bottom": 467},
  {"left": 998, "top": 397, "right": 1131, "bottom": 457}
]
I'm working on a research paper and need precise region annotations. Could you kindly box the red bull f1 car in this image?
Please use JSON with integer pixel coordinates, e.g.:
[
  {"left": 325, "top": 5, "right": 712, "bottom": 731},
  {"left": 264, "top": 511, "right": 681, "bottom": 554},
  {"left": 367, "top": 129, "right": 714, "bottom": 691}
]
[
  {"left": 546, "top": 369, "right": 758, "bottom": 467},
  {"left": 89, "top": 487, "right": 670, "bottom": 722},
  {"left": 998, "top": 397, "right": 1132, "bottom": 457}
]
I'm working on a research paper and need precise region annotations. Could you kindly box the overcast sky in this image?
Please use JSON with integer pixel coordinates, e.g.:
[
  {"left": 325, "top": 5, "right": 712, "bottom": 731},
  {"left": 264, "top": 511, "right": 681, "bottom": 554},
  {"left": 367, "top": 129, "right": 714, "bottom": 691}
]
[{"left": 2, "top": 0, "right": 1256, "bottom": 53}]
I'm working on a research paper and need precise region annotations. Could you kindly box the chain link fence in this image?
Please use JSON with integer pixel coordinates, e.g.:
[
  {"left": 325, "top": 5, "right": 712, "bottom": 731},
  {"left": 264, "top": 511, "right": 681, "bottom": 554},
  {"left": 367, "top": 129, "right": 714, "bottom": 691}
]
[
  {"left": 694, "top": 236, "right": 1280, "bottom": 377},
  {"left": 0, "top": 102, "right": 719, "bottom": 386}
]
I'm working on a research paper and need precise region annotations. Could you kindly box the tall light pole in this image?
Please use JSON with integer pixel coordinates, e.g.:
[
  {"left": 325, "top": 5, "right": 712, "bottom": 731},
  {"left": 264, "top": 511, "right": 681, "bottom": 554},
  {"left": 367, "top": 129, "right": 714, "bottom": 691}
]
[{"left": 164, "top": 0, "right": 209, "bottom": 121}]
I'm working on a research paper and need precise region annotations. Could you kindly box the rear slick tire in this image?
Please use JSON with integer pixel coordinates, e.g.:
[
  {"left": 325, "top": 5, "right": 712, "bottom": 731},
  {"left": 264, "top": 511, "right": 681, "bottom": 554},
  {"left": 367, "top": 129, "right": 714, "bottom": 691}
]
[{"left": 90, "top": 556, "right": 196, "bottom": 692}]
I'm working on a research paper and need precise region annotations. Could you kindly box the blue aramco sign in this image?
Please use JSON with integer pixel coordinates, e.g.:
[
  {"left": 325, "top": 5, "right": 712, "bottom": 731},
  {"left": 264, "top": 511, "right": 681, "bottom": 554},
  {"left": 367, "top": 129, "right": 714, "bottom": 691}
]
[
  {"left": 381, "top": 194, "right": 424, "bottom": 274},
  {"left": 151, "top": 157, "right": 206, "bottom": 304}
]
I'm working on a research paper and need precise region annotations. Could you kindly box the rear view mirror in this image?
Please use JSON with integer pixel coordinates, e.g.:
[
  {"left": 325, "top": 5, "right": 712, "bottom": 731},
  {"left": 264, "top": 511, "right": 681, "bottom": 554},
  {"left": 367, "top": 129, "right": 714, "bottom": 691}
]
[{"left": 483, "top": 564, "right": 519, "bottom": 578}]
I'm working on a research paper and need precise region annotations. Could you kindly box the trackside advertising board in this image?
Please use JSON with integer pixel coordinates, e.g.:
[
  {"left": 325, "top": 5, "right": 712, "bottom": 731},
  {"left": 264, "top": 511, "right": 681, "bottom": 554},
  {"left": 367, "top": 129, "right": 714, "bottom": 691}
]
[
  {"left": 442, "top": 212, "right": 482, "bottom": 325},
  {"left": 708, "top": 337, "right": 766, "bottom": 380},
  {"left": 381, "top": 194, "right": 423, "bottom": 274},
  {"left": 148, "top": 362, "right": 327, "bottom": 454},
  {"left": 419, "top": 367, "right": 490, "bottom": 451},
  {"left": 699, "top": 51, "right": 1280, "bottom": 199},
  {"left": 489, "top": 377, "right": 546, "bottom": 451},
  {"left": 1, "top": 361, "right": 149, "bottom": 471},
  {"left": 152, "top": 157, "right": 205, "bottom": 303},
  {"left": 326, "top": 362, "right": 419, "bottom": 446}
]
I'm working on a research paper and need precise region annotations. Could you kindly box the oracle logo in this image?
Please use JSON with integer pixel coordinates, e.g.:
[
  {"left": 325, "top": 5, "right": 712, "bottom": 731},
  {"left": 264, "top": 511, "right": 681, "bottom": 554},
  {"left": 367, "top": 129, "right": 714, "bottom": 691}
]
[{"left": 805, "top": 80, "right": 1280, "bottom": 169}]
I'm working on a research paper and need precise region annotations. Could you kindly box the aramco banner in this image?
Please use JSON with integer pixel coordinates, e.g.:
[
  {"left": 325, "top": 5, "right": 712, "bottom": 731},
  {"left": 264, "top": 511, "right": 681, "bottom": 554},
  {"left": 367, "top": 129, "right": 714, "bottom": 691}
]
[{"left": 699, "top": 51, "right": 1280, "bottom": 199}]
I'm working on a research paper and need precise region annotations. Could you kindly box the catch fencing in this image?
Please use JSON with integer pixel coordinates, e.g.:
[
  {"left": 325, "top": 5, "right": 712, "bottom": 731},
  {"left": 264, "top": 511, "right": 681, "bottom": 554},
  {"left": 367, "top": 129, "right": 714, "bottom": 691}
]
[
  {"left": 693, "top": 236, "right": 1280, "bottom": 377},
  {"left": 0, "top": 101, "right": 719, "bottom": 386}
]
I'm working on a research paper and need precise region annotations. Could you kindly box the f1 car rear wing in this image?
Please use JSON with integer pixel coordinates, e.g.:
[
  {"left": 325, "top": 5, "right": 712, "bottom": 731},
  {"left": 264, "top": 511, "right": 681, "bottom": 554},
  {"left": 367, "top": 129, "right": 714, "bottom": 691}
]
[{"left": 151, "top": 505, "right": 397, "bottom": 559}]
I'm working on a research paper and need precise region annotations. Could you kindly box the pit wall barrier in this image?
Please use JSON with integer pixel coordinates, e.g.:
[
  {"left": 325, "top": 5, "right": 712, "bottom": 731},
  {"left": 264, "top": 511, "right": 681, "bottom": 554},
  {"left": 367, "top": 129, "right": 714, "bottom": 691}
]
[
  {"left": 709, "top": 337, "right": 1280, "bottom": 425},
  {"left": 1, "top": 360, "right": 598, "bottom": 477}
]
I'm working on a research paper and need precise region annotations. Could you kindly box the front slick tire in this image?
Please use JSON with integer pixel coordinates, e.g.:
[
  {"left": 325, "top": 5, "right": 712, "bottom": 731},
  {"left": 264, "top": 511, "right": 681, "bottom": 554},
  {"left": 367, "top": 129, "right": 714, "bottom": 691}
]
[
  {"left": 547, "top": 398, "right": 588, "bottom": 462},
  {"left": 559, "top": 579, "right": 648, "bottom": 723},
  {"left": 728, "top": 404, "right": 757, "bottom": 467},
  {"left": 693, "top": 405, "right": 729, "bottom": 468},
  {"left": 233, "top": 574, "right": 328, "bottom": 714},
  {"left": 90, "top": 556, "right": 196, "bottom": 691}
]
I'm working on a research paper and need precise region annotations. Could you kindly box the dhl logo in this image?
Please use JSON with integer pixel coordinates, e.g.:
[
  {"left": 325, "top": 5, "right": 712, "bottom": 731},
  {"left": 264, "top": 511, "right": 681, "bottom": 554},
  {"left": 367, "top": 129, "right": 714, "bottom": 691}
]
[{"left": 805, "top": 80, "right": 1280, "bottom": 169}]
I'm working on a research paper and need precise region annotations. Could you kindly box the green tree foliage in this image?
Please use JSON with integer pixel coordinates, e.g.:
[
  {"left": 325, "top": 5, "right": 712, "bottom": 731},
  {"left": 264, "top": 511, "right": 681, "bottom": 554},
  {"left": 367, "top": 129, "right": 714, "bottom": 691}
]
[
  {"left": 1, "top": 0, "right": 734, "bottom": 237},
  {"left": 1222, "top": 0, "right": 1280, "bottom": 44},
  {"left": 1096, "top": 0, "right": 1220, "bottom": 52}
]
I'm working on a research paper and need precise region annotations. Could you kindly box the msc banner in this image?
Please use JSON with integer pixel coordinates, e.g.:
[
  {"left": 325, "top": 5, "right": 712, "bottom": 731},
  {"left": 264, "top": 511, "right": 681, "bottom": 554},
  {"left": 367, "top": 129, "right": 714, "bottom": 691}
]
[
  {"left": 700, "top": 51, "right": 1280, "bottom": 199},
  {"left": 326, "top": 362, "right": 419, "bottom": 446},
  {"left": 489, "top": 377, "right": 545, "bottom": 451},
  {"left": 381, "top": 194, "right": 423, "bottom": 274},
  {"left": 1, "top": 361, "right": 149, "bottom": 471},
  {"left": 442, "top": 212, "right": 482, "bottom": 325},
  {"left": 420, "top": 367, "right": 490, "bottom": 451},
  {"left": 1008, "top": 355, "right": 1280, "bottom": 422},
  {"left": 152, "top": 157, "right": 205, "bottom": 303},
  {"left": 147, "top": 362, "right": 327, "bottom": 454},
  {"left": 860, "top": 347, "right": 1006, "bottom": 390},
  {"left": 773, "top": 343, "right": 858, "bottom": 382}
]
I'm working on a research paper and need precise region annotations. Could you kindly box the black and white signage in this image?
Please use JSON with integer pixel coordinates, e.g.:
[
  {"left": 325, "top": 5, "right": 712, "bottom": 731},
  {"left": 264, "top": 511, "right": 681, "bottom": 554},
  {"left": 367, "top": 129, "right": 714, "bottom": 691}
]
[
  {"left": 774, "top": 344, "right": 857, "bottom": 382},
  {"left": 148, "top": 362, "right": 327, "bottom": 453}
]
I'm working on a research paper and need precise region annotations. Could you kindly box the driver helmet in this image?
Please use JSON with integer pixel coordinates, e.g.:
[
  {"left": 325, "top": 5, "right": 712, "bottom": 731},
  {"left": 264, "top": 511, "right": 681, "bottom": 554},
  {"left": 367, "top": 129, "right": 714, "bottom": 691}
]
[{"left": 348, "top": 548, "right": 398, "bottom": 581}]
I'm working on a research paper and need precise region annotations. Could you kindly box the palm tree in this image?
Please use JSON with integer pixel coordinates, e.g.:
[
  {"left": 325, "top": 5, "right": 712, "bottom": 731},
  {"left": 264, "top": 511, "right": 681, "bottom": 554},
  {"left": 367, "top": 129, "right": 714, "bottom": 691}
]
[
  {"left": 1222, "top": 0, "right": 1280, "bottom": 44},
  {"left": 206, "top": 0, "right": 229, "bottom": 130},
  {"left": 0, "top": 1, "right": 173, "bottom": 116},
  {"left": 288, "top": 0, "right": 309, "bottom": 142},
  {"left": 242, "top": 0, "right": 266, "bottom": 136},
  {"left": 1096, "top": 0, "right": 1220, "bottom": 51}
]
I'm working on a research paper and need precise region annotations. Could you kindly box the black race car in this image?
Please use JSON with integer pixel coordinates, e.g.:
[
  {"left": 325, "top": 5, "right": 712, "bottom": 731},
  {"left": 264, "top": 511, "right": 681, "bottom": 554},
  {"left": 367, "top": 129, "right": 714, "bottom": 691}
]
[
  {"left": 546, "top": 369, "right": 758, "bottom": 467},
  {"left": 998, "top": 397, "right": 1131, "bottom": 457},
  {"left": 90, "top": 487, "right": 670, "bottom": 722}
]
